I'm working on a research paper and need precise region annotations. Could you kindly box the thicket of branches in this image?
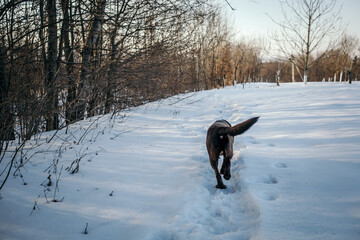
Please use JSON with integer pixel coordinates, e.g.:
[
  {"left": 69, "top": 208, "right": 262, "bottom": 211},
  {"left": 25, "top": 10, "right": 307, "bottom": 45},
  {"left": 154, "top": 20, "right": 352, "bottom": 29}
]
[{"left": 0, "top": 0, "right": 214, "bottom": 140}]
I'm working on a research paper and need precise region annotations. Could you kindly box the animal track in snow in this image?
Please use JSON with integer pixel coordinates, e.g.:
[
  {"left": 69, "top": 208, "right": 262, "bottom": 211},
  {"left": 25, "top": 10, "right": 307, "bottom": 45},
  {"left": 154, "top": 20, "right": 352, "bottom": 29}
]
[
  {"left": 259, "top": 174, "right": 278, "bottom": 184},
  {"left": 272, "top": 163, "right": 287, "bottom": 169},
  {"left": 246, "top": 136, "right": 260, "bottom": 144},
  {"left": 259, "top": 192, "right": 279, "bottom": 201}
]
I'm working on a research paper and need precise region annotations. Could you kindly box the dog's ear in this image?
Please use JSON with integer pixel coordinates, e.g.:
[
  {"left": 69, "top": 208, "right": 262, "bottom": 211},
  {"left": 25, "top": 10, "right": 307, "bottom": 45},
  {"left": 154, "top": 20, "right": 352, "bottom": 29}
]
[{"left": 218, "top": 117, "right": 259, "bottom": 136}]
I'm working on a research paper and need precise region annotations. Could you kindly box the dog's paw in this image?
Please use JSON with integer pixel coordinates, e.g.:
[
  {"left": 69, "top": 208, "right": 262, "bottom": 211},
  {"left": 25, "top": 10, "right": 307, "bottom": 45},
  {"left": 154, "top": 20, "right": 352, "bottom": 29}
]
[{"left": 216, "top": 184, "right": 227, "bottom": 189}]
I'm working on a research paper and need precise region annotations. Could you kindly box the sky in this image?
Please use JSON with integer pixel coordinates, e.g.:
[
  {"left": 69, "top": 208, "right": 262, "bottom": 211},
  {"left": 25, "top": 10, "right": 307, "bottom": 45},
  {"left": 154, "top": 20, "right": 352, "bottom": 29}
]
[{"left": 222, "top": 0, "right": 360, "bottom": 47}]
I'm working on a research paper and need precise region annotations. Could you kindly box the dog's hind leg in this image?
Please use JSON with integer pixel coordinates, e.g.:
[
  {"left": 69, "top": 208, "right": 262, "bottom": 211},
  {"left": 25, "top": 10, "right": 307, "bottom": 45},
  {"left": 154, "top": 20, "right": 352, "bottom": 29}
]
[
  {"left": 222, "top": 157, "right": 232, "bottom": 180},
  {"left": 220, "top": 160, "right": 225, "bottom": 175},
  {"left": 220, "top": 136, "right": 233, "bottom": 179},
  {"left": 220, "top": 151, "right": 232, "bottom": 180},
  {"left": 210, "top": 157, "right": 226, "bottom": 189}
]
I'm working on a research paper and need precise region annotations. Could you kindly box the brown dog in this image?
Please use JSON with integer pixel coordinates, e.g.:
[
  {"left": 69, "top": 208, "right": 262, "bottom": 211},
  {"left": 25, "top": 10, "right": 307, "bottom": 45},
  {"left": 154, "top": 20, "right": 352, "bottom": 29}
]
[{"left": 206, "top": 117, "right": 259, "bottom": 189}]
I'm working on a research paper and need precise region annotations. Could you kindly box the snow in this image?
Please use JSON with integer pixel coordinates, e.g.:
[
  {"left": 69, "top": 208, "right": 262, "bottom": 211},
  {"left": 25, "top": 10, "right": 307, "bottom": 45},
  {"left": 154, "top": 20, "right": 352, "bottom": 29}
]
[{"left": 1, "top": 82, "right": 360, "bottom": 240}]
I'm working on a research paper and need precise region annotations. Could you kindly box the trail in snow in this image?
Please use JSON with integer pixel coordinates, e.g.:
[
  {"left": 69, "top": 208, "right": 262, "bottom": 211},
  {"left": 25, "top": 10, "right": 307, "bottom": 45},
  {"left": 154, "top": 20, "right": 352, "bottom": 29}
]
[
  {"left": 149, "top": 94, "right": 262, "bottom": 240},
  {"left": 150, "top": 154, "right": 260, "bottom": 240}
]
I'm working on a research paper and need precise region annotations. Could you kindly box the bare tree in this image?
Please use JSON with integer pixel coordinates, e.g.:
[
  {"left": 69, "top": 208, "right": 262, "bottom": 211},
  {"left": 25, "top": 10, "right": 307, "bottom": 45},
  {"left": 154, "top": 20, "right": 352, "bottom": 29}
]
[
  {"left": 271, "top": 0, "right": 343, "bottom": 84},
  {"left": 231, "top": 38, "right": 263, "bottom": 85},
  {"left": 61, "top": 0, "right": 76, "bottom": 124},
  {"left": 0, "top": 42, "right": 15, "bottom": 141},
  {"left": 76, "top": 0, "right": 106, "bottom": 120},
  {"left": 45, "top": 0, "right": 58, "bottom": 131},
  {"left": 0, "top": 1, "right": 15, "bottom": 141}
]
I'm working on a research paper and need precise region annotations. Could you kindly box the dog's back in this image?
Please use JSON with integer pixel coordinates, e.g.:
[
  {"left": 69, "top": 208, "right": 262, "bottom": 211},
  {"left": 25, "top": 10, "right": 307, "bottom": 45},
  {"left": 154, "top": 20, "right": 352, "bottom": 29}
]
[
  {"left": 206, "top": 120, "right": 232, "bottom": 155},
  {"left": 206, "top": 117, "right": 259, "bottom": 153}
]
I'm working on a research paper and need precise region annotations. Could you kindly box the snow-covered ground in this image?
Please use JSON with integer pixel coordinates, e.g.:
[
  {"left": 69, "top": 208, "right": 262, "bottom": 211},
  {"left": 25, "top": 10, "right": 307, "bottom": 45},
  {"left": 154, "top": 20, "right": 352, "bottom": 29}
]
[{"left": 1, "top": 82, "right": 360, "bottom": 240}]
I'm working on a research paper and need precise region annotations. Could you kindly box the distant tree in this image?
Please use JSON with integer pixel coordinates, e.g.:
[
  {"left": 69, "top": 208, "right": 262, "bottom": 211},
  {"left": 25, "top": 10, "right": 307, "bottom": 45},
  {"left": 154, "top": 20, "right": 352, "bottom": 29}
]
[
  {"left": 338, "top": 34, "right": 359, "bottom": 83},
  {"left": 310, "top": 34, "right": 359, "bottom": 83},
  {"left": 231, "top": 39, "right": 263, "bottom": 85},
  {"left": 271, "top": 0, "right": 343, "bottom": 84}
]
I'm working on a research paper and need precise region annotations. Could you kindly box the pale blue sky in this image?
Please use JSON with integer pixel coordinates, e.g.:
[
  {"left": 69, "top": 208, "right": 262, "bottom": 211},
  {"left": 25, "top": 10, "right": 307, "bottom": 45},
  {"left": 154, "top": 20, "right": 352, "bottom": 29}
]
[{"left": 223, "top": 0, "right": 360, "bottom": 42}]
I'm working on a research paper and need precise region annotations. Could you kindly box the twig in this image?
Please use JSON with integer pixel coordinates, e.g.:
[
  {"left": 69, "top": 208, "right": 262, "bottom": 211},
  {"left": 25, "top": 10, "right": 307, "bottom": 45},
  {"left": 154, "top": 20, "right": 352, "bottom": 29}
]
[
  {"left": 78, "top": 116, "right": 103, "bottom": 145},
  {"left": 224, "top": 0, "right": 236, "bottom": 11},
  {"left": 65, "top": 158, "right": 81, "bottom": 174},
  {"left": 44, "top": 188, "right": 50, "bottom": 203},
  {"left": 110, "top": 128, "right": 137, "bottom": 140},
  {"left": 52, "top": 165, "right": 63, "bottom": 202},
  {"left": 0, "top": 141, "right": 26, "bottom": 191},
  {"left": 46, "top": 129, "right": 59, "bottom": 143},
  {"left": 18, "top": 168, "right": 27, "bottom": 185},
  {"left": 83, "top": 223, "right": 89, "bottom": 234},
  {"left": 168, "top": 93, "right": 196, "bottom": 106},
  {"left": 0, "top": 140, "right": 10, "bottom": 164},
  {"left": 30, "top": 195, "right": 41, "bottom": 216}
]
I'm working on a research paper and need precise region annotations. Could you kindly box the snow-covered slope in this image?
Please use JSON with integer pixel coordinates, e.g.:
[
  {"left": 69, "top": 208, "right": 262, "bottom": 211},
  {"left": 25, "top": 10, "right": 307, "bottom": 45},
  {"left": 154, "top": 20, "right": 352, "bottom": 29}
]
[{"left": 1, "top": 82, "right": 360, "bottom": 240}]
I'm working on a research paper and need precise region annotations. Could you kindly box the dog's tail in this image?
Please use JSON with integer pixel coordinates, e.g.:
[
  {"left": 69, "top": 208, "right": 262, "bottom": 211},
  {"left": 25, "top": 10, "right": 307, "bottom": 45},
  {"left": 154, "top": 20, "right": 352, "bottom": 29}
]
[{"left": 218, "top": 117, "right": 259, "bottom": 136}]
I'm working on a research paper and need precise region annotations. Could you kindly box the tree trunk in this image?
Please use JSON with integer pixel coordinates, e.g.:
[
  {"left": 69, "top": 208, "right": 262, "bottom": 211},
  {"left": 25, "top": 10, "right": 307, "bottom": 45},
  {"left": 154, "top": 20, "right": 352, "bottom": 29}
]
[
  {"left": 303, "top": 69, "right": 308, "bottom": 84},
  {"left": 60, "top": 0, "right": 77, "bottom": 125},
  {"left": 348, "top": 71, "right": 352, "bottom": 84},
  {"left": 349, "top": 56, "right": 357, "bottom": 84},
  {"left": 105, "top": 35, "right": 116, "bottom": 114},
  {"left": 76, "top": 0, "right": 106, "bottom": 120},
  {"left": 0, "top": 6, "right": 15, "bottom": 141},
  {"left": 45, "top": 0, "right": 58, "bottom": 131},
  {"left": 339, "top": 71, "right": 343, "bottom": 82},
  {"left": 304, "top": 8, "right": 312, "bottom": 85},
  {"left": 0, "top": 44, "right": 15, "bottom": 140}
]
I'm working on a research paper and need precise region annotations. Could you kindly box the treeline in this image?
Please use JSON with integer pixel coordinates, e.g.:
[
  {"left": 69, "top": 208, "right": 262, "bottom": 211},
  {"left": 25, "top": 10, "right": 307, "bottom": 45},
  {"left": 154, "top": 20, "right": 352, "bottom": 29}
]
[
  {"left": 0, "top": 0, "right": 234, "bottom": 143},
  {"left": 261, "top": 35, "right": 360, "bottom": 83}
]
